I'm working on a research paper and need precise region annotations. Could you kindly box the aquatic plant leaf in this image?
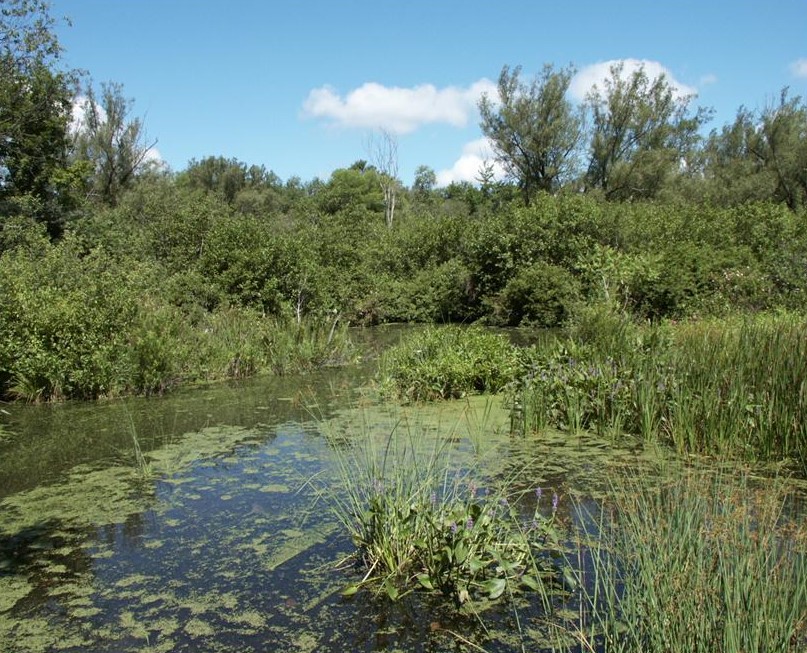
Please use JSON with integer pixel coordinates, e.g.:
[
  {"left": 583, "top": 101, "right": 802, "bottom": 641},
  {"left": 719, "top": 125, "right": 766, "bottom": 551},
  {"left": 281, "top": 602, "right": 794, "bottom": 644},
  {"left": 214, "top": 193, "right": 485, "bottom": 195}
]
[
  {"left": 480, "top": 577, "right": 506, "bottom": 600},
  {"left": 521, "top": 574, "right": 541, "bottom": 591},
  {"left": 383, "top": 579, "right": 399, "bottom": 601},
  {"left": 416, "top": 574, "right": 434, "bottom": 590},
  {"left": 341, "top": 584, "right": 359, "bottom": 597}
]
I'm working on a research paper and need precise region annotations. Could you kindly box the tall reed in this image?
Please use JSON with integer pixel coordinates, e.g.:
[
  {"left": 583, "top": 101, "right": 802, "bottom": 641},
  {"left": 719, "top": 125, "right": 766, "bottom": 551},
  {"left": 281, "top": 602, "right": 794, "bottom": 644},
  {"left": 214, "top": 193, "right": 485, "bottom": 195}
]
[{"left": 571, "top": 469, "right": 807, "bottom": 653}]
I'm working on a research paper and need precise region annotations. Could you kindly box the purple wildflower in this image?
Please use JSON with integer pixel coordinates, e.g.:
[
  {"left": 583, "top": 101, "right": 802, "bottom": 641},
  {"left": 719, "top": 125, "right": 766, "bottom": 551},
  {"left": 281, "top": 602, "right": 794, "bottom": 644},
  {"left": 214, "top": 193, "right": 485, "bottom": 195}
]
[
  {"left": 535, "top": 487, "right": 543, "bottom": 502},
  {"left": 552, "top": 493, "right": 559, "bottom": 514},
  {"left": 465, "top": 517, "right": 474, "bottom": 530},
  {"left": 450, "top": 521, "right": 458, "bottom": 534}
]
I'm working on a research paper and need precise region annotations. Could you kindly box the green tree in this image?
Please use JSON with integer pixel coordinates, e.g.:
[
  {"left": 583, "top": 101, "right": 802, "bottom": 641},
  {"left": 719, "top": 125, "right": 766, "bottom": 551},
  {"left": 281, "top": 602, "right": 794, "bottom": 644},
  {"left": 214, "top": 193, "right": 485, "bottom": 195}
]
[
  {"left": 0, "top": 0, "right": 79, "bottom": 237},
  {"left": 479, "top": 64, "right": 583, "bottom": 204},
  {"left": 701, "top": 90, "right": 807, "bottom": 210},
  {"left": 584, "top": 61, "right": 710, "bottom": 200},
  {"left": 751, "top": 89, "right": 807, "bottom": 211},
  {"left": 71, "top": 81, "right": 157, "bottom": 206}
]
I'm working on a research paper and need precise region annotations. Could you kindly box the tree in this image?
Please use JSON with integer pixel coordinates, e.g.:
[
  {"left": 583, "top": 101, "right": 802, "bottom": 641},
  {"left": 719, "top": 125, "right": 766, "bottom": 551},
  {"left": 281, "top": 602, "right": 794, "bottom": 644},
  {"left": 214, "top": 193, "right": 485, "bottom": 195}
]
[
  {"left": 71, "top": 81, "right": 157, "bottom": 206},
  {"left": 367, "top": 129, "right": 400, "bottom": 229},
  {"left": 413, "top": 164, "right": 436, "bottom": 196},
  {"left": 479, "top": 64, "right": 583, "bottom": 205},
  {"left": 752, "top": 89, "right": 807, "bottom": 211},
  {"left": 0, "top": 0, "right": 79, "bottom": 237},
  {"left": 584, "top": 61, "right": 710, "bottom": 200}
]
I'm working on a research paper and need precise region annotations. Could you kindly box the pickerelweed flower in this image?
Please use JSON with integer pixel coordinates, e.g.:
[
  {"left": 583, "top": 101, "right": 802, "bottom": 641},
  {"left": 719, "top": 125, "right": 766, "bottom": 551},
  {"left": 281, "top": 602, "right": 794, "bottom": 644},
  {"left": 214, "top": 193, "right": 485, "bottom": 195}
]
[
  {"left": 450, "top": 521, "right": 458, "bottom": 534},
  {"left": 465, "top": 517, "right": 474, "bottom": 530},
  {"left": 552, "top": 492, "right": 559, "bottom": 514},
  {"left": 535, "top": 487, "right": 543, "bottom": 502}
]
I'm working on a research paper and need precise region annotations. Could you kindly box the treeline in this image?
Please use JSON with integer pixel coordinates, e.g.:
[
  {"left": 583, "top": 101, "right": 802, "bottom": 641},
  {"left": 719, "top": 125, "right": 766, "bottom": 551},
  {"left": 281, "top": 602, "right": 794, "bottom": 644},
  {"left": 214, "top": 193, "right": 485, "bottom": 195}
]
[{"left": 1, "top": 1, "right": 806, "bottom": 401}]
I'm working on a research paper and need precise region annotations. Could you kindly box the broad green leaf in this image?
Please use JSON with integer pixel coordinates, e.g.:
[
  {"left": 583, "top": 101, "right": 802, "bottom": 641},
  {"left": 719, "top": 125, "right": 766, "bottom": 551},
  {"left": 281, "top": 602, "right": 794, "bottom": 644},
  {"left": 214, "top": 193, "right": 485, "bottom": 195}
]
[
  {"left": 480, "top": 577, "right": 506, "bottom": 600},
  {"left": 521, "top": 574, "right": 541, "bottom": 591},
  {"left": 416, "top": 573, "right": 434, "bottom": 591}
]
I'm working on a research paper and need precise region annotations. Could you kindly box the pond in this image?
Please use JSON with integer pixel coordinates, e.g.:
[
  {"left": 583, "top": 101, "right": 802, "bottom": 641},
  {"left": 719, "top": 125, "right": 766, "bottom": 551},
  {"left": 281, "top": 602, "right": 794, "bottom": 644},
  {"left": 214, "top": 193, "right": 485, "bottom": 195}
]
[{"left": 0, "top": 328, "right": 804, "bottom": 653}]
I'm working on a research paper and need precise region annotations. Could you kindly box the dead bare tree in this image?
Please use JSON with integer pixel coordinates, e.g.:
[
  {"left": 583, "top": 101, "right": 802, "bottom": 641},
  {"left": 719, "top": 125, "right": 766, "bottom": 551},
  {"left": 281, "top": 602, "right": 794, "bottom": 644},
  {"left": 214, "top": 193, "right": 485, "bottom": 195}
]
[{"left": 367, "top": 129, "right": 399, "bottom": 229}]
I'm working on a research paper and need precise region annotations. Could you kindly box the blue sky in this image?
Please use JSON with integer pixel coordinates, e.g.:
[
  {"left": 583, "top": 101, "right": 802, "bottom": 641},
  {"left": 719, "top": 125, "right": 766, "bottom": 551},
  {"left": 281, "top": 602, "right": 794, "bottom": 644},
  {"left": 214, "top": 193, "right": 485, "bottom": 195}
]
[{"left": 50, "top": 0, "right": 807, "bottom": 186}]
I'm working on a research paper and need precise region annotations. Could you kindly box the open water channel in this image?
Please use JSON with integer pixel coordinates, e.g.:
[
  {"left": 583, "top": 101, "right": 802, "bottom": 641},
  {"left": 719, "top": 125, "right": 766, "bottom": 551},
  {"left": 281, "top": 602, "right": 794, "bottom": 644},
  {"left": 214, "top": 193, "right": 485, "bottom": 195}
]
[{"left": 0, "top": 328, "right": 800, "bottom": 652}]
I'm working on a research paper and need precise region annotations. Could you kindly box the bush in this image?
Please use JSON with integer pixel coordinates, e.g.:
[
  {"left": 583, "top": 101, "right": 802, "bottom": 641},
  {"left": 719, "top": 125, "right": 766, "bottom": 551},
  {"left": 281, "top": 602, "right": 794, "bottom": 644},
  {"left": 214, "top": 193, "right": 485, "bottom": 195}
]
[{"left": 495, "top": 261, "right": 580, "bottom": 327}]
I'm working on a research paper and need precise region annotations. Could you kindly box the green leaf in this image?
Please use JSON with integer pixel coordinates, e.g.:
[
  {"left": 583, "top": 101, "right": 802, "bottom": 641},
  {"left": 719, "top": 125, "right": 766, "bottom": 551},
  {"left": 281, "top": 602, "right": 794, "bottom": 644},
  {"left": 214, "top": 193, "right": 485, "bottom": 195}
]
[
  {"left": 416, "top": 573, "right": 434, "bottom": 591},
  {"left": 468, "top": 556, "right": 486, "bottom": 573},
  {"left": 454, "top": 542, "right": 468, "bottom": 564},
  {"left": 341, "top": 584, "right": 360, "bottom": 597},
  {"left": 521, "top": 574, "right": 541, "bottom": 591},
  {"left": 383, "top": 579, "right": 399, "bottom": 601},
  {"left": 480, "top": 577, "right": 506, "bottom": 600}
]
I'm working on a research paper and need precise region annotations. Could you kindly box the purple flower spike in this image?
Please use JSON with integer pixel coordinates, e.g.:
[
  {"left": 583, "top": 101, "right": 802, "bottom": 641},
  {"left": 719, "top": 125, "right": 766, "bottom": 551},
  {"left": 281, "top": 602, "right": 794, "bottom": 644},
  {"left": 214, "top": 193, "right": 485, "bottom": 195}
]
[
  {"left": 430, "top": 491, "right": 437, "bottom": 506},
  {"left": 535, "top": 487, "right": 543, "bottom": 501},
  {"left": 465, "top": 517, "right": 474, "bottom": 530},
  {"left": 552, "top": 493, "right": 559, "bottom": 513},
  {"left": 450, "top": 521, "right": 458, "bottom": 534}
]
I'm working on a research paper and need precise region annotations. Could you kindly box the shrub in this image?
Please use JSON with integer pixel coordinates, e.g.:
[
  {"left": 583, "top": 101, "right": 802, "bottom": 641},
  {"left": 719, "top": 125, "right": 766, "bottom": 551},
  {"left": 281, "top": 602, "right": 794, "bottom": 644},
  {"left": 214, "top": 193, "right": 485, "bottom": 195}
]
[{"left": 495, "top": 261, "right": 580, "bottom": 327}]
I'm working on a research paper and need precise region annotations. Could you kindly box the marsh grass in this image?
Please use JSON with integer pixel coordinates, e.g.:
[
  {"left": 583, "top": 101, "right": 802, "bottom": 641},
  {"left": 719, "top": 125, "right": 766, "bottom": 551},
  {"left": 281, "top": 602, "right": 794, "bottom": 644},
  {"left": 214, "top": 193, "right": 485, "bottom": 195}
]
[
  {"left": 513, "top": 310, "right": 807, "bottom": 470},
  {"left": 570, "top": 468, "right": 807, "bottom": 653},
  {"left": 313, "top": 403, "right": 564, "bottom": 612}
]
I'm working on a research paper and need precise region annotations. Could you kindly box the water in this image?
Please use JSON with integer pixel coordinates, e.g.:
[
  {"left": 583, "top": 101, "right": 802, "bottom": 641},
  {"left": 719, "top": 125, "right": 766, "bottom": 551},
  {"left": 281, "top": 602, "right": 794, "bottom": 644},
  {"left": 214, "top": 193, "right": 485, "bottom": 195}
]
[{"left": 0, "top": 330, "right": 802, "bottom": 652}]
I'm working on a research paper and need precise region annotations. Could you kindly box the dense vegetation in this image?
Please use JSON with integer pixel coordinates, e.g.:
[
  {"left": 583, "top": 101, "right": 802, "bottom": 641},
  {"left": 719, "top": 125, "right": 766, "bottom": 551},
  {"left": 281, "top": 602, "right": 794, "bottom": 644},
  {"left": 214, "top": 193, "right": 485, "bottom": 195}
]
[{"left": 2, "top": 1, "right": 807, "bottom": 402}]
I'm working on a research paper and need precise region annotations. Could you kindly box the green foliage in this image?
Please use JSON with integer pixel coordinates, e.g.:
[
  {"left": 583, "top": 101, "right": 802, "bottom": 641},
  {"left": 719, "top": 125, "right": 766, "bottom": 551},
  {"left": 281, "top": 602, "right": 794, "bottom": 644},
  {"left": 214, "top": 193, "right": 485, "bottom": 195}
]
[
  {"left": 479, "top": 64, "right": 583, "bottom": 203},
  {"left": 380, "top": 327, "right": 519, "bottom": 402},
  {"left": 511, "top": 309, "right": 807, "bottom": 471},
  {"left": 71, "top": 81, "right": 156, "bottom": 206},
  {"left": 574, "top": 470, "right": 807, "bottom": 653},
  {"left": 495, "top": 261, "right": 580, "bottom": 327},
  {"left": 585, "top": 61, "right": 710, "bottom": 200}
]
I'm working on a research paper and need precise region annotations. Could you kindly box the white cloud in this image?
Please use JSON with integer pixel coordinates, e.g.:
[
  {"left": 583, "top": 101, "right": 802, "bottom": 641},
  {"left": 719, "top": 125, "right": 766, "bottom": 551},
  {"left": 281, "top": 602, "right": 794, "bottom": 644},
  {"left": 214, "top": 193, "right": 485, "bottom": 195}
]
[
  {"left": 569, "top": 59, "right": 697, "bottom": 102},
  {"left": 302, "top": 79, "right": 496, "bottom": 134},
  {"left": 436, "top": 138, "right": 506, "bottom": 187},
  {"left": 790, "top": 58, "right": 807, "bottom": 79}
]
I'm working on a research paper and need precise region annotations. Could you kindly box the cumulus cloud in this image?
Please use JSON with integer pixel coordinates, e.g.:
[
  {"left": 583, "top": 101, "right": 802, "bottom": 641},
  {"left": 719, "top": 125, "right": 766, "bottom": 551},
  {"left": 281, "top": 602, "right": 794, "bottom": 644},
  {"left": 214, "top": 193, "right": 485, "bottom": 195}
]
[
  {"left": 436, "top": 138, "right": 506, "bottom": 187},
  {"left": 569, "top": 59, "right": 697, "bottom": 102},
  {"left": 302, "top": 79, "right": 496, "bottom": 134},
  {"left": 790, "top": 58, "right": 807, "bottom": 79}
]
